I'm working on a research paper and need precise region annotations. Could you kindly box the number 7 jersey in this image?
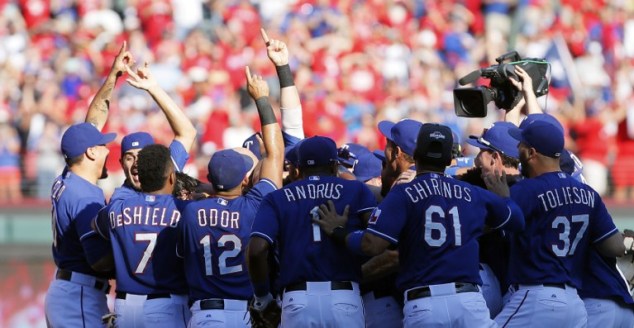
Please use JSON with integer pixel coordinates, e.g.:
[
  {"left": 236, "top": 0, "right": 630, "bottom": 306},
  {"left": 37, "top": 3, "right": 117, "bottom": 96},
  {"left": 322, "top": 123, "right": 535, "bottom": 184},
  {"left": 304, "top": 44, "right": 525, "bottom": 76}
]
[{"left": 94, "top": 193, "right": 187, "bottom": 295}]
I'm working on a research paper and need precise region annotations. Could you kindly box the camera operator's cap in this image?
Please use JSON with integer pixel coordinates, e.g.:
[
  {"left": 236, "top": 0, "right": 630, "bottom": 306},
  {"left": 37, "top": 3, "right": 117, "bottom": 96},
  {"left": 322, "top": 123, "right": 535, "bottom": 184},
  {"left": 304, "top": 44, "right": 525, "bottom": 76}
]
[
  {"left": 378, "top": 119, "right": 423, "bottom": 157},
  {"left": 509, "top": 120, "right": 564, "bottom": 158},
  {"left": 297, "top": 136, "right": 338, "bottom": 168},
  {"left": 207, "top": 149, "right": 254, "bottom": 191},
  {"left": 353, "top": 149, "right": 382, "bottom": 182},
  {"left": 414, "top": 123, "right": 454, "bottom": 167},
  {"left": 466, "top": 121, "right": 520, "bottom": 159},
  {"left": 61, "top": 122, "right": 116, "bottom": 159},
  {"left": 121, "top": 132, "right": 155, "bottom": 157},
  {"left": 520, "top": 113, "right": 564, "bottom": 134}
]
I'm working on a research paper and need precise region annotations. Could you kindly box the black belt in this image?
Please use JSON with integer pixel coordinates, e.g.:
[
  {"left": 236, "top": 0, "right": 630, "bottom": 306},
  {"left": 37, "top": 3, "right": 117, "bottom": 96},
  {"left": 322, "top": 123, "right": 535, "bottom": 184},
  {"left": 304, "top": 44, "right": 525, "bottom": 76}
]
[
  {"left": 513, "top": 283, "right": 567, "bottom": 290},
  {"left": 199, "top": 299, "right": 225, "bottom": 310},
  {"left": 115, "top": 291, "right": 171, "bottom": 300},
  {"left": 56, "top": 269, "right": 110, "bottom": 293},
  {"left": 285, "top": 281, "right": 353, "bottom": 293},
  {"left": 406, "top": 283, "right": 479, "bottom": 301}
]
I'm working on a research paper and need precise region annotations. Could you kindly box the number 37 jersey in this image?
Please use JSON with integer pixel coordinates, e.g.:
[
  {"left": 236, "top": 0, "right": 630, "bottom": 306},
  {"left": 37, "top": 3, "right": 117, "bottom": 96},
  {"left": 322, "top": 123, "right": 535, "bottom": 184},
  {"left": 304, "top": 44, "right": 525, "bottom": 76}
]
[
  {"left": 507, "top": 172, "right": 618, "bottom": 288},
  {"left": 367, "top": 173, "right": 524, "bottom": 293}
]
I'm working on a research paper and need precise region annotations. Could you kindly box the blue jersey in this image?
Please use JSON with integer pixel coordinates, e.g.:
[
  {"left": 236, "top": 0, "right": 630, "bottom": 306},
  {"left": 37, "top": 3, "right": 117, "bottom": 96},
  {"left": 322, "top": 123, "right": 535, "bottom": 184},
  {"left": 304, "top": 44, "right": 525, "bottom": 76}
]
[
  {"left": 177, "top": 179, "right": 277, "bottom": 301},
  {"left": 95, "top": 193, "right": 187, "bottom": 295},
  {"left": 251, "top": 175, "right": 376, "bottom": 289},
  {"left": 51, "top": 171, "right": 110, "bottom": 276},
  {"left": 110, "top": 140, "right": 189, "bottom": 203},
  {"left": 367, "top": 172, "right": 524, "bottom": 293},
  {"left": 507, "top": 172, "right": 618, "bottom": 288},
  {"left": 579, "top": 249, "right": 634, "bottom": 305}
]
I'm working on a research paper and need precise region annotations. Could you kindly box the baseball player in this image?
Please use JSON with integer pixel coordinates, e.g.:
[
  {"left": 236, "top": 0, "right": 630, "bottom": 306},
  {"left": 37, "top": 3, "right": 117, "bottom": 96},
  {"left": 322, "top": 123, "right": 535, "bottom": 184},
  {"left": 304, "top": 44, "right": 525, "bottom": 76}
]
[
  {"left": 494, "top": 120, "right": 625, "bottom": 327},
  {"left": 45, "top": 43, "right": 131, "bottom": 328},
  {"left": 45, "top": 122, "right": 117, "bottom": 327},
  {"left": 315, "top": 123, "right": 526, "bottom": 328},
  {"left": 176, "top": 66, "right": 284, "bottom": 327},
  {"left": 108, "top": 62, "right": 197, "bottom": 202},
  {"left": 242, "top": 28, "right": 303, "bottom": 160},
  {"left": 94, "top": 144, "right": 190, "bottom": 327},
  {"left": 247, "top": 136, "right": 377, "bottom": 327},
  {"left": 378, "top": 119, "right": 423, "bottom": 196},
  {"left": 463, "top": 121, "right": 522, "bottom": 317}
]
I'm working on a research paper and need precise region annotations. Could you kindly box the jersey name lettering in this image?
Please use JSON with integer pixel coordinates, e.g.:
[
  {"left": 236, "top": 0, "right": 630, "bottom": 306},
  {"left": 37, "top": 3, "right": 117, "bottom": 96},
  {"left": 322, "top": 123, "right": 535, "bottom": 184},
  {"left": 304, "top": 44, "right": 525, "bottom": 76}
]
[
  {"left": 109, "top": 206, "right": 181, "bottom": 228},
  {"left": 537, "top": 187, "right": 595, "bottom": 211},
  {"left": 405, "top": 180, "right": 472, "bottom": 203},
  {"left": 197, "top": 209, "right": 240, "bottom": 229},
  {"left": 283, "top": 183, "right": 343, "bottom": 202}
]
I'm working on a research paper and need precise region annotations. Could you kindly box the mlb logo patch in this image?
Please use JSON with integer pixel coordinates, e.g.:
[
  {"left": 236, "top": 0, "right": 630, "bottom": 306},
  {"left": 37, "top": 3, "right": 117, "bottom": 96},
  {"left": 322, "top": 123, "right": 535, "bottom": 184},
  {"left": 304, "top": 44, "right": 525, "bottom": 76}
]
[
  {"left": 368, "top": 208, "right": 381, "bottom": 225},
  {"left": 309, "top": 176, "right": 320, "bottom": 181},
  {"left": 217, "top": 198, "right": 228, "bottom": 206},
  {"left": 429, "top": 131, "right": 446, "bottom": 140},
  {"left": 145, "top": 195, "right": 156, "bottom": 202},
  {"left": 132, "top": 141, "right": 140, "bottom": 147},
  {"left": 307, "top": 160, "right": 315, "bottom": 165}
]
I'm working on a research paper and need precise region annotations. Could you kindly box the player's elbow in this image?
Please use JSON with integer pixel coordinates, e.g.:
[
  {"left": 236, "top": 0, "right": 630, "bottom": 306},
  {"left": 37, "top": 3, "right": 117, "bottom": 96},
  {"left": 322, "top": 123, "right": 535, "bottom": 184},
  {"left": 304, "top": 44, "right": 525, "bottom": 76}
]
[
  {"left": 247, "top": 237, "right": 270, "bottom": 262},
  {"left": 90, "top": 253, "right": 115, "bottom": 272}
]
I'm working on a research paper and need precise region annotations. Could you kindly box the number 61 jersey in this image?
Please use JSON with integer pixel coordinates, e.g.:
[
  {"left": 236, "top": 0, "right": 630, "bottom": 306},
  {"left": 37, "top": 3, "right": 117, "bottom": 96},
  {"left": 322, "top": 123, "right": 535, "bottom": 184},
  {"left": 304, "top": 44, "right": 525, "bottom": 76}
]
[
  {"left": 366, "top": 172, "right": 525, "bottom": 293},
  {"left": 94, "top": 193, "right": 187, "bottom": 295}
]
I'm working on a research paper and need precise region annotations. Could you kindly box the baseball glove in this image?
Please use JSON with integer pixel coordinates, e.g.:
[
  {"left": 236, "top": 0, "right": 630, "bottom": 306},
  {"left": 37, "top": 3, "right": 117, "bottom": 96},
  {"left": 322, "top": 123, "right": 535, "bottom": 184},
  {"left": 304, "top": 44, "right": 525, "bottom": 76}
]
[
  {"left": 101, "top": 313, "right": 117, "bottom": 328},
  {"left": 249, "top": 298, "right": 281, "bottom": 328}
]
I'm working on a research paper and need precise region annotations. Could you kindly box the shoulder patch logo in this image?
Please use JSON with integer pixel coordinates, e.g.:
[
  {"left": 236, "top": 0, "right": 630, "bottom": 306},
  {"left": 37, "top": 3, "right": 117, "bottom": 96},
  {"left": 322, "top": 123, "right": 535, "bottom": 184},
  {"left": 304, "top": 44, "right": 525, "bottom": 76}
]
[{"left": 368, "top": 208, "right": 381, "bottom": 225}]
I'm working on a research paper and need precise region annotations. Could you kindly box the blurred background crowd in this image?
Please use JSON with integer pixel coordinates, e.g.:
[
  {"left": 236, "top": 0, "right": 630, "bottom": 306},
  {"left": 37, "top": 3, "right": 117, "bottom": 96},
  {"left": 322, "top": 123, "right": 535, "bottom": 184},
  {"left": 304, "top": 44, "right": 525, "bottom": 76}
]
[{"left": 1, "top": 0, "right": 634, "bottom": 204}]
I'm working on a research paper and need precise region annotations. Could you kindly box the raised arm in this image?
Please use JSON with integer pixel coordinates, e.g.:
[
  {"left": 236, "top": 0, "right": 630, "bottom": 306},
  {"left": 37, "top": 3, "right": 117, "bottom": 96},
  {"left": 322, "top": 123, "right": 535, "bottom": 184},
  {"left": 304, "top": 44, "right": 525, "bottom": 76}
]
[
  {"left": 125, "top": 62, "right": 197, "bottom": 152},
  {"left": 245, "top": 66, "right": 284, "bottom": 188},
  {"left": 261, "top": 28, "right": 304, "bottom": 139},
  {"left": 85, "top": 42, "right": 133, "bottom": 131},
  {"left": 510, "top": 66, "right": 542, "bottom": 115}
]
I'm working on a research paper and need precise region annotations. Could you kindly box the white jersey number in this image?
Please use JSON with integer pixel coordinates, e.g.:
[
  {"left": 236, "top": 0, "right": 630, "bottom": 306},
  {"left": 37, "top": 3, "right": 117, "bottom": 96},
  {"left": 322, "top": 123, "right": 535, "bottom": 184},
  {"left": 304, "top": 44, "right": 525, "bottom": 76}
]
[
  {"left": 135, "top": 233, "right": 158, "bottom": 274},
  {"left": 552, "top": 214, "right": 589, "bottom": 257},
  {"left": 424, "top": 205, "right": 462, "bottom": 247},
  {"left": 311, "top": 206, "right": 322, "bottom": 242},
  {"left": 200, "top": 234, "right": 243, "bottom": 276}
]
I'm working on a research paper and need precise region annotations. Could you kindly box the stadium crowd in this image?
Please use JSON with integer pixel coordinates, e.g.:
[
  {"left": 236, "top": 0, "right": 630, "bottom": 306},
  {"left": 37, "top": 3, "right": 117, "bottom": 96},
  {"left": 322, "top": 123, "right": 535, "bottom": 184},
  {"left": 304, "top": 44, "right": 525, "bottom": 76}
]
[{"left": 1, "top": 0, "right": 634, "bottom": 203}]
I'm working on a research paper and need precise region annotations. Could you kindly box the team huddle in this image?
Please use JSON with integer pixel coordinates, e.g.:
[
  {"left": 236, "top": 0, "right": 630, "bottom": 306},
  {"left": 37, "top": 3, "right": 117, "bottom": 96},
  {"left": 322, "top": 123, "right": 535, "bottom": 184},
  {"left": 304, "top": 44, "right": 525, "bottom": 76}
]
[{"left": 45, "top": 30, "right": 634, "bottom": 328}]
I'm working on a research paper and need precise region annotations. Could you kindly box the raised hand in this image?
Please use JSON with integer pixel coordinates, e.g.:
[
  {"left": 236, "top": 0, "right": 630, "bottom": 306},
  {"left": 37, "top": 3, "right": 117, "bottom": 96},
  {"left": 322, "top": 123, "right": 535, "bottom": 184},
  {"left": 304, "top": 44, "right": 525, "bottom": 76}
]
[
  {"left": 125, "top": 62, "right": 158, "bottom": 91},
  {"left": 245, "top": 66, "right": 270, "bottom": 99},
  {"left": 509, "top": 66, "right": 533, "bottom": 94},
  {"left": 260, "top": 28, "right": 289, "bottom": 66},
  {"left": 112, "top": 41, "right": 134, "bottom": 78}
]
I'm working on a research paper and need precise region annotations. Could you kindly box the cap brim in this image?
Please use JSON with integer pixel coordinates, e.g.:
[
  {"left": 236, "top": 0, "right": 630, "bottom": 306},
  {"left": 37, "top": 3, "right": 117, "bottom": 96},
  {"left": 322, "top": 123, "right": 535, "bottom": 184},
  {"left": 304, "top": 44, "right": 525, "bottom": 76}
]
[
  {"left": 378, "top": 121, "right": 395, "bottom": 140},
  {"left": 100, "top": 132, "right": 117, "bottom": 145},
  {"left": 465, "top": 136, "right": 492, "bottom": 151},
  {"left": 373, "top": 150, "right": 385, "bottom": 161},
  {"left": 508, "top": 127, "right": 523, "bottom": 142}
]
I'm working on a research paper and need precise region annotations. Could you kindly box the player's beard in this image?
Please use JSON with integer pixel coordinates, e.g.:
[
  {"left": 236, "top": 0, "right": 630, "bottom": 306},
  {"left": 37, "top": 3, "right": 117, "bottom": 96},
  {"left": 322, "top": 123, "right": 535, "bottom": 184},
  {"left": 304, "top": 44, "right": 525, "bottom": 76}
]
[{"left": 100, "top": 164, "right": 108, "bottom": 179}]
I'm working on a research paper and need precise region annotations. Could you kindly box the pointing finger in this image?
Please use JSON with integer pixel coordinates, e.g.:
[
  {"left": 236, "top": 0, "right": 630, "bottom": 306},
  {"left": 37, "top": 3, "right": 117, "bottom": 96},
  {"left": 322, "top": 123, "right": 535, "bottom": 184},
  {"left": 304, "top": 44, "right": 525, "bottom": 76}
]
[
  {"left": 245, "top": 66, "right": 253, "bottom": 83},
  {"left": 260, "top": 28, "right": 270, "bottom": 46},
  {"left": 118, "top": 41, "right": 127, "bottom": 55}
]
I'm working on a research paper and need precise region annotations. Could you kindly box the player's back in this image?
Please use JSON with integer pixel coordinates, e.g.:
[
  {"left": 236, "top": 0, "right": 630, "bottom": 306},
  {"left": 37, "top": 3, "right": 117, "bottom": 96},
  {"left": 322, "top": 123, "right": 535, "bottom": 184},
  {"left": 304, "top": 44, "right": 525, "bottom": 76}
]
[
  {"left": 253, "top": 175, "right": 376, "bottom": 289},
  {"left": 178, "top": 178, "right": 276, "bottom": 301},
  {"left": 508, "top": 172, "right": 618, "bottom": 288},
  {"left": 51, "top": 171, "right": 107, "bottom": 276},
  {"left": 372, "top": 172, "right": 517, "bottom": 292},
  {"left": 105, "top": 193, "right": 186, "bottom": 295}
]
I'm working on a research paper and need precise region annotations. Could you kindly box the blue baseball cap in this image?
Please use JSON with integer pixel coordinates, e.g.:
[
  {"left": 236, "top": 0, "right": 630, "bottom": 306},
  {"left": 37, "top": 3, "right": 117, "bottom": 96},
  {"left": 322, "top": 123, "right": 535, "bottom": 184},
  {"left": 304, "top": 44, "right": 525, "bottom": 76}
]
[
  {"left": 466, "top": 121, "right": 519, "bottom": 159},
  {"left": 284, "top": 139, "right": 304, "bottom": 167},
  {"left": 242, "top": 133, "right": 262, "bottom": 159},
  {"left": 207, "top": 149, "right": 255, "bottom": 191},
  {"left": 353, "top": 149, "right": 382, "bottom": 182},
  {"left": 373, "top": 149, "right": 386, "bottom": 161},
  {"left": 509, "top": 120, "right": 564, "bottom": 158},
  {"left": 378, "top": 119, "right": 423, "bottom": 157},
  {"left": 520, "top": 113, "right": 564, "bottom": 133},
  {"left": 61, "top": 122, "right": 116, "bottom": 159},
  {"left": 121, "top": 132, "right": 155, "bottom": 156},
  {"left": 297, "top": 136, "right": 338, "bottom": 168}
]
